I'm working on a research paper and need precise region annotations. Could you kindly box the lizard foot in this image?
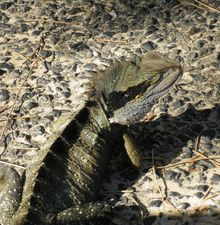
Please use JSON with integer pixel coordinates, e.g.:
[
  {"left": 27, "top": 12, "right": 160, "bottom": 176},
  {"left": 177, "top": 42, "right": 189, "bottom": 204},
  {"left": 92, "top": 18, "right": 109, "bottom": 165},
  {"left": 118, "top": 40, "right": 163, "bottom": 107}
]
[{"left": 52, "top": 201, "right": 112, "bottom": 224}]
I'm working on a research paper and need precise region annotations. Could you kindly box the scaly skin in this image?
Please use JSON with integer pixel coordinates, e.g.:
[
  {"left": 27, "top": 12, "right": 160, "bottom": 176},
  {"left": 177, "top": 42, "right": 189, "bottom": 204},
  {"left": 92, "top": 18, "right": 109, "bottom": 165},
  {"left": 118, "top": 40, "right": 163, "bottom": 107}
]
[
  {"left": 2, "top": 101, "right": 113, "bottom": 225},
  {"left": 0, "top": 52, "right": 183, "bottom": 225}
]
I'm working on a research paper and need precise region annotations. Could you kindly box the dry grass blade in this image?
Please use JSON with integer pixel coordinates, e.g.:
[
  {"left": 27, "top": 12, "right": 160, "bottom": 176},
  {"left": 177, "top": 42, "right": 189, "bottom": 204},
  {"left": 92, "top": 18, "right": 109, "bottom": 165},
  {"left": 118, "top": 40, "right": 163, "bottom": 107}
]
[
  {"left": 194, "top": 0, "right": 220, "bottom": 13},
  {"left": 0, "top": 115, "right": 39, "bottom": 122},
  {"left": 203, "top": 193, "right": 218, "bottom": 201},
  {"left": 182, "top": 0, "right": 220, "bottom": 13},
  {"left": 202, "top": 186, "right": 213, "bottom": 200},
  {"left": 22, "top": 19, "right": 81, "bottom": 26},
  {"left": 0, "top": 103, "right": 13, "bottom": 113},
  {"left": 0, "top": 159, "right": 26, "bottom": 170},
  {"left": 157, "top": 156, "right": 220, "bottom": 170},
  {"left": 156, "top": 156, "right": 199, "bottom": 169},
  {"left": 151, "top": 150, "right": 182, "bottom": 215},
  {"left": 95, "top": 38, "right": 128, "bottom": 45}
]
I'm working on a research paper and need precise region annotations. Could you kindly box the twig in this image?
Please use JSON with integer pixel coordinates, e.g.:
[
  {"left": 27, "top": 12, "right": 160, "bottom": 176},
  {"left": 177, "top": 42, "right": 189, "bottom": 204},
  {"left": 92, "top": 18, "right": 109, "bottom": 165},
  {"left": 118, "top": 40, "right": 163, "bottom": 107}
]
[
  {"left": 202, "top": 186, "right": 213, "bottom": 200},
  {"left": 22, "top": 19, "right": 81, "bottom": 26},
  {"left": 194, "top": 0, "right": 220, "bottom": 13},
  {"left": 0, "top": 37, "right": 45, "bottom": 156},
  {"left": 0, "top": 103, "right": 13, "bottom": 113},
  {"left": 192, "top": 150, "right": 220, "bottom": 167},
  {"left": 182, "top": 0, "right": 220, "bottom": 13},
  {"left": 195, "top": 135, "right": 201, "bottom": 151},
  {"left": 0, "top": 115, "right": 39, "bottom": 122},
  {"left": 157, "top": 156, "right": 199, "bottom": 169},
  {"left": 0, "top": 159, "right": 26, "bottom": 170}
]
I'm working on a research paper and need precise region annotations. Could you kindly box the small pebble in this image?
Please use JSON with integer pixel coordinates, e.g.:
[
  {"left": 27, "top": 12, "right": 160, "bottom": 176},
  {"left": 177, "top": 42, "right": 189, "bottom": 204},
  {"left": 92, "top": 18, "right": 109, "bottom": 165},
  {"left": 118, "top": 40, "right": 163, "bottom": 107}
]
[
  {"left": 164, "top": 170, "right": 180, "bottom": 182},
  {"left": 0, "top": 2, "right": 13, "bottom": 10},
  {"left": 196, "top": 160, "right": 215, "bottom": 171},
  {"left": 0, "top": 69, "right": 6, "bottom": 76},
  {"left": 69, "top": 42, "right": 89, "bottom": 51},
  {"left": 170, "top": 191, "right": 181, "bottom": 198},
  {"left": 52, "top": 109, "right": 62, "bottom": 118},
  {"left": 178, "top": 202, "right": 190, "bottom": 209},
  {"left": 20, "top": 23, "right": 30, "bottom": 32},
  {"left": 24, "top": 101, "right": 39, "bottom": 110},
  {"left": 62, "top": 91, "right": 71, "bottom": 98},
  {"left": 149, "top": 200, "right": 162, "bottom": 207},
  {"left": 141, "top": 41, "right": 157, "bottom": 51},
  {"left": 210, "top": 174, "right": 220, "bottom": 184},
  {"left": 145, "top": 25, "right": 158, "bottom": 35},
  {"left": 120, "top": 24, "right": 128, "bottom": 33},
  {"left": 196, "top": 185, "right": 209, "bottom": 192},
  {"left": 0, "top": 62, "right": 14, "bottom": 73},
  {"left": 0, "top": 89, "right": 10, "bottom": 101},
  {"left": 39, "top": 50, "right": 53, "bottom": 59},
  {"left": 182, "top": 147, "right": 193, "bottom": 158},
  {"left": 194, "top": 192, "right": 204, "bottom": 199},
  {"left": 83, "top": 63, "right": 97, "bottom": 71},
  {"left": 172, "top": 100, "right": 184, "bottom": 110}
]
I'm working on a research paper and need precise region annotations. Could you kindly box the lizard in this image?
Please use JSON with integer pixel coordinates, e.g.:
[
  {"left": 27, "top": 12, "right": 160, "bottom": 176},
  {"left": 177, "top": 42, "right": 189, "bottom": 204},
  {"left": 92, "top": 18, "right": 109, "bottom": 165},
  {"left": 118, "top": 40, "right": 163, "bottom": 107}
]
[{"left": 0, "top": 52, "right": 183, "bottom": 225}]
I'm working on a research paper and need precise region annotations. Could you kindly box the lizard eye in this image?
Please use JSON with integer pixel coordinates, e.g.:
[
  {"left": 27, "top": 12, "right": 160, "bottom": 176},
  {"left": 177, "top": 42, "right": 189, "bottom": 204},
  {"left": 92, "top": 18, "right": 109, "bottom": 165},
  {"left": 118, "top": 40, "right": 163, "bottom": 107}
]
[{"left": 146, "top": 73, "right": 162, "bottom": 84}]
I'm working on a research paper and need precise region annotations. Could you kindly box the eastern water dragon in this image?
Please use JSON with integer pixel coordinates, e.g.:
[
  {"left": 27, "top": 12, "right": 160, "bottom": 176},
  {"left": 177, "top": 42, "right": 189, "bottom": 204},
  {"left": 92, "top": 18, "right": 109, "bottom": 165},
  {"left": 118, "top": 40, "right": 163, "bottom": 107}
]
[{"left": 0, "top": 52, "right": 183, "bottom": 225}]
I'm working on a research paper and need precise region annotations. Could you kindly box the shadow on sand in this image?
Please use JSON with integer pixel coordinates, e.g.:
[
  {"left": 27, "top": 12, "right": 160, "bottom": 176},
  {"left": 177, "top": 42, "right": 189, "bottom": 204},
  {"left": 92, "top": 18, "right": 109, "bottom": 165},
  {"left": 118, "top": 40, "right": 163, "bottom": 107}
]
[{"left": 98, "top": 103, "right": 220, "bottom": 225}]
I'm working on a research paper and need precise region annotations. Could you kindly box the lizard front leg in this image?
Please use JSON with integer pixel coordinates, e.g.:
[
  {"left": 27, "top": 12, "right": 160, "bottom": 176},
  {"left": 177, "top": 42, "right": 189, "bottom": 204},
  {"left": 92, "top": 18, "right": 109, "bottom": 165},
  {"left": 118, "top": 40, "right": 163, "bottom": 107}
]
[{"left": 122, "top": 132, "right": 143, "bottom": 170}]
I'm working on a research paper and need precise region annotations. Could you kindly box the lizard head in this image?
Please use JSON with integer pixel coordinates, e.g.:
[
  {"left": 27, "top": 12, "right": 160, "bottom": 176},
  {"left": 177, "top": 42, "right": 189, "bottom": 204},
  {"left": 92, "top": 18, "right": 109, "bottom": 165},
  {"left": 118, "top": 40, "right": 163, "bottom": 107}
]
[{"left": 94, "top": 52, "right": 183, "bottom": 125}]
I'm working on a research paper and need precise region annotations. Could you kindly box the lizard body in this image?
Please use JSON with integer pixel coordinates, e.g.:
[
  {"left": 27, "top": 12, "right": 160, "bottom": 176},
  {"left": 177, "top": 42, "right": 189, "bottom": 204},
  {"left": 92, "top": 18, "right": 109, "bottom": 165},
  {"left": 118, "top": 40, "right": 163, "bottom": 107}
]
[{"left": 0, "top": 52, "right": 183, "bottom": 225}]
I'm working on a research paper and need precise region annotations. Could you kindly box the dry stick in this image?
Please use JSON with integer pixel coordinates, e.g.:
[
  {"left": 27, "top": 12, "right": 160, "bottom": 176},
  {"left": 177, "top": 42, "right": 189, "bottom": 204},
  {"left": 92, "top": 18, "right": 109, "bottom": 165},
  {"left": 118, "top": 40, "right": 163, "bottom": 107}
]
[
  {"left": 0, "top": 38, "right": 44, "bottom": 156},
  {"left": 194, "top": 0, "right": 220, "bottom": 13},
  {"left": 151, "top": 150, "right": 182, "bottom": 215},
  {"left": 157, "top": 156, "right": 220, "bottom": 170},
  {"left": 192, "top": 150, "right": 220, "bottom": 167},
  {"left": 157, "top": 155, "right": 200, "bottom": 169},
  {"left": 193, "top": 135, "right": 220, "bottom": 167},
  {"left": 0, "top": 159, "right": 26, "bottom": 170}
]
